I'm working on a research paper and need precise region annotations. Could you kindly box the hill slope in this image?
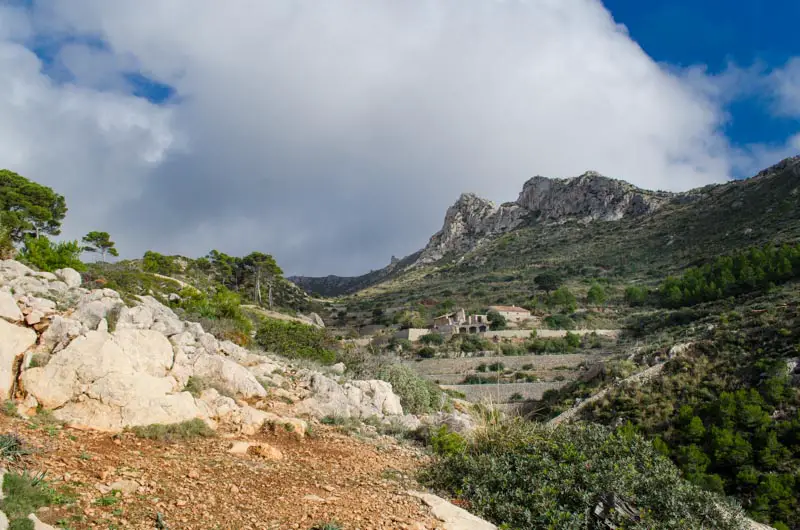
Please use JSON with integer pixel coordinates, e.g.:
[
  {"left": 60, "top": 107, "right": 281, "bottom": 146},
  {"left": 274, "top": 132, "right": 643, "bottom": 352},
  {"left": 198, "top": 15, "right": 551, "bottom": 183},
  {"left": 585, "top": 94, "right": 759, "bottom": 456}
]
[{"left": 293, "top": 156, "right": 800, "bottom": 310}]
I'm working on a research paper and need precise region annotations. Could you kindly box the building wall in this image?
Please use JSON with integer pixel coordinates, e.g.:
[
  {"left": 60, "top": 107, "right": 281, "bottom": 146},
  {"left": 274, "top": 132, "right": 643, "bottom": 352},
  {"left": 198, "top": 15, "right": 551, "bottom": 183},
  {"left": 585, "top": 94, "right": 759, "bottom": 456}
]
[
  {"left": 395, "top": 328, "right": 432, "bottom": 341},
  {"left": 496, "top": 310, "right": 531, "bottom": 323}
]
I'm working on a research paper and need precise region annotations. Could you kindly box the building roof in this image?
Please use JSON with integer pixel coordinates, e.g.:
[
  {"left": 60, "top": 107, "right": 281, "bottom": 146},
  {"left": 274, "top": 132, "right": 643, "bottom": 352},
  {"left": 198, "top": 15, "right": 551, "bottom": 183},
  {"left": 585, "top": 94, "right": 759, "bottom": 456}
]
[{"left": 489, "top": 305, "right": 530, "bottom": 313}]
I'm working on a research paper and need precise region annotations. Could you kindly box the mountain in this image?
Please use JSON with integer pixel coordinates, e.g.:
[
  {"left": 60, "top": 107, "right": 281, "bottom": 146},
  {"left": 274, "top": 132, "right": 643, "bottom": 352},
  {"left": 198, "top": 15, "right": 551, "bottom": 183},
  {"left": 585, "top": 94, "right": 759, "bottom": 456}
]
[
  {"left": 287, "top": 251, "right": 421, "bottom": 297},
  {"left": 291, "top": 156, "right": 800, "bottom": 299}
]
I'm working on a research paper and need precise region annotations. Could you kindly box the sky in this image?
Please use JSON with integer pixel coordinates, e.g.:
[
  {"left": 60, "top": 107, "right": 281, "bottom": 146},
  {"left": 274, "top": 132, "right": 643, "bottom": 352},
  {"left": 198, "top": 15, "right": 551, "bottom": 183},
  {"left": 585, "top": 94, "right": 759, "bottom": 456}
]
[{"left": 0, "top": 1, "right": 799, "bottom": 276}]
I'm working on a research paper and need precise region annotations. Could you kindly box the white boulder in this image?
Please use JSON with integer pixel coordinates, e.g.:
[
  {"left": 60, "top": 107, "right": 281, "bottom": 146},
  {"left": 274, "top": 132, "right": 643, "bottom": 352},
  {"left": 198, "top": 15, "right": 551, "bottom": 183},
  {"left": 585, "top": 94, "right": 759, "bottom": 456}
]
[
  {"left": 0, "top": 292, "right": 22, "bottom": 322},
  {"left": 54, "top": 268, "right": 82, "bottom": 288},
  {"left": 0, "top": 320, "right": 37, "bottom": 398}
]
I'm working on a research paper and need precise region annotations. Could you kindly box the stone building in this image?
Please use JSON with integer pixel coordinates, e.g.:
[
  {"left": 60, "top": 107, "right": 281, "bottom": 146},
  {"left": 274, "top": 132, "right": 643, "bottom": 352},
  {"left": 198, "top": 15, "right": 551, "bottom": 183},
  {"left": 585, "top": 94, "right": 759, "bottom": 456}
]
[
  {"left": 433, "top": 308, "right": 488, "bottom": 334},
  {"left": 488, "top": 305, "right": 531, "bottom": 323}
]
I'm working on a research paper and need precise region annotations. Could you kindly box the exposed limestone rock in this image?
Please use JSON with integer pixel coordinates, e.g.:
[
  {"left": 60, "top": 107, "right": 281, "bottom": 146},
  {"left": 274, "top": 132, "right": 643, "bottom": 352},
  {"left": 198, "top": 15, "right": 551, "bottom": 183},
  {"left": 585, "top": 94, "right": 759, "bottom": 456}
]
[
  {"left": 307, "top": 312, "right": 325, "bottom": 327},
  {"left": 516, "top": 172, "right": 671, "bottom": 222},
  {"left": 54, "top": 268, "right": 82, "bottom": 288},
  {"left": 27, "top": 514, "right": 56, "bottom": 530},
  {"left": 187, "top": 354, "right": 268, "bottom": 399},
  {"left": 0, "top": 291, "right": 22, "bottom": 322},
  {"left": 37, "top": 315, "right": 86, "bottom": 355},
  {"left": 73, "top": 290, "right": 124, "bottom": 330},
  {"left": 417, "top": 194, "right": 525, "bottom": 265},
  {"left": 1, "top": 259, "right": 406, "bottom": 436},
  {"left": 295, "top": 372, "right": 404, "bottom": 418},
  {"left": 413, "top": 172, "right": 674, "bottom": 266},
  {"left": 0, "top": 320, "right": 36, "bottom": 398},
  {"left": 409, "top": 491, "right": 497, "bottom": 530}
]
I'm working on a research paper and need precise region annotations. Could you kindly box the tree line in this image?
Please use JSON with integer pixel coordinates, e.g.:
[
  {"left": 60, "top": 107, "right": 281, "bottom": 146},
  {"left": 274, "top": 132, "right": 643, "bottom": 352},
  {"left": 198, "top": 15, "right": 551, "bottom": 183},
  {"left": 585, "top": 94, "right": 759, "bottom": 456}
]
[{"left": 659, "top": 243, "right": 800, "bottom": 307}]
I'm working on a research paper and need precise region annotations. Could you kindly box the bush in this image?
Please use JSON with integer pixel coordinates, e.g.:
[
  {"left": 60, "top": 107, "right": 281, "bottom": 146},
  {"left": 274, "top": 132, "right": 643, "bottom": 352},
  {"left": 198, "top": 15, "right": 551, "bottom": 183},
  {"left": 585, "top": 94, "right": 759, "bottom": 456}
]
[
  {"left": 129, "top": 419, "right": 215, "bottom": 441},
  {"left": 142, "top": 251, "right": 179, "bottom": 275},
  {"left": 418, "top": 346, "right": 436, "bottom": 359},
  {"left": 487, "top": 310, "right": 507, "bottom": 330},
  {"left": 420, "top": 333, "right": 445, "bottom": 346},
  {"left": 548, "top": 286, "right": 577, "bottom": 312},
  {"left": 587, "top": 283, "right": 607, "bottom": 305},
  {"left": 255, "top": 318, "right": 336, "bottom": 364},
  {"left": 18, "top": 236, "right": 84, "bottom": 272},
  {"left": 429, "top": 426, "right": 467, "bottom": 456},
  {"left": 420, "top": 420, "right": 746, "bottom": 529},
  {"left": 377, "top": 364, "right": 446, "bottom": 414},
  {"left": 1, "top": 470, "right": 72, "bottom": 526},
  {"left": 625, "top": 285, "right": 648, "bottom": 306},
  {"left": 0, "top": 219, "right": 13, "bottom": 260},
  {"left": 544, "top": 314, "right": 575, "bottom": 330}
]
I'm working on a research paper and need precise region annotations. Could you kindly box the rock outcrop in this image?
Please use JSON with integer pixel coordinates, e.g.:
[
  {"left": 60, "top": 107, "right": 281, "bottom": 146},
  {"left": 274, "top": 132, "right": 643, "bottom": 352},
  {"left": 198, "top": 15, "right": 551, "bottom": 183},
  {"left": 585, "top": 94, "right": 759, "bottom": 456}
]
[
  {"left": 413, "top": 172, "right": 673, "bottom": 267},
  {"left": 416, "top": 194, "right": 526, "bottom": 265},
  {"left": 0, "top": 260, "right": 409, "bottom": 435},
  {"left": 516, "top": 172, "right": 672, "bottom": 222}
]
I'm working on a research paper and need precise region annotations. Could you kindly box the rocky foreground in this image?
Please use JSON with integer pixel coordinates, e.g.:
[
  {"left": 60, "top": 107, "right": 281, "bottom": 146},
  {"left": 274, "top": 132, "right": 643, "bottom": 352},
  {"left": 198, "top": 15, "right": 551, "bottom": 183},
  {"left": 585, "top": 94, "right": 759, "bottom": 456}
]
[{"left": 0, "top": 260, "right": 490, "bottom": 529}]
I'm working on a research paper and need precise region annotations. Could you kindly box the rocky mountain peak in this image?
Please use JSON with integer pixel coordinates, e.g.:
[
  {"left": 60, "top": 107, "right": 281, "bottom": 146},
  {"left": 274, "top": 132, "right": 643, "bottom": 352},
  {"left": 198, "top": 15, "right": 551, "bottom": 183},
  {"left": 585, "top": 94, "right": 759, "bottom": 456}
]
[
  {"left": 415, "top": 193, "right": 526, "bottom": 266},
  {"left": 415, "top": 171, "right": 674, "bottom": 267},
  {"left": 516, "top": 171, "right": 672, "bottom": 222}
]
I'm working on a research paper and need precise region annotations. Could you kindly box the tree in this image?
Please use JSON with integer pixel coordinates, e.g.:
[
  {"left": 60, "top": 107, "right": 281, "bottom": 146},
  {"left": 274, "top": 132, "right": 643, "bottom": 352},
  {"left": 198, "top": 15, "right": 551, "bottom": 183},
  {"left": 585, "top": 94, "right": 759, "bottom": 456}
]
[
  {"left": 487, "top": 310, "right": 507, "bottom": 330},
  {"left": 82, "top": 231, "right": 119, "bottom": 263},
  {"left": 18, "top": 236, "right": 84, "bottom": 272},
  {"left": 0, "top": 169, "right": 67, "bottom": 242},
  {"left": 534, "top": 271, "right": 562, "bottom": 293},
  {"left": 242, "top": 252, "right": 283, "bottom": 309},
  {"left": 624, "top": 285, "right": 648, "bottom": 306},
  {"left": 587, "top": 283, "right": 607, "bottom": 306},
  {"left": 142, "top": 251, "right": 178, "bottom": 275},
  {"left": 549, "top": 286, "right": 577, "bottom": 313}
]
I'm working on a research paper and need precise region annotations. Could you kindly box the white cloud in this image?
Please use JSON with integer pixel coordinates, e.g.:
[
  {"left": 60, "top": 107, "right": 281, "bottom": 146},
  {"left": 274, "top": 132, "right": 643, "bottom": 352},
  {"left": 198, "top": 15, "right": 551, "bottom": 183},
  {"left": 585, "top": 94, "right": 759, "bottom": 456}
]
[
  {"left": 771, "top": 57, "right": 800, "bottom": 117},
  {"left": 0, "top": 0, "right": 797, "bottom": 274}
]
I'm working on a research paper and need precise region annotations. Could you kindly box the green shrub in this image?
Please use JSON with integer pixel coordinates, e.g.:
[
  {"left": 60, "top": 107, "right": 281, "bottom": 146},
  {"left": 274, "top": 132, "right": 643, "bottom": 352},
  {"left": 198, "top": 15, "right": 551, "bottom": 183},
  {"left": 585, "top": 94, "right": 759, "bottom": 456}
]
[
  {"left": 418, "top": 346, "right": 436, "bottom": 359},
  {"left": 625, "top": 285, "right": 648, "bottom": 306},
  {"left": 377, "top": 365, "right": 445, "bottom": 414},
  {"left": 548, "top": 286, "right": 577, "bottom": 312},
  {"left": 429, "top": 426, "right": 467, "bottom": 456},
  {"left": 129, "top": 419, "right": 215, "bottom": 442},
  {"left": 142, "top": 251, "right": 179, "bottom": 275},
  {"left": 420, "top": 333, "right": 445, "bottom": 346},
  {"left": 420, "top": 420, "right": 746, "bottom": 529},
  {"left": 1, "top": 470, "right": 72, "bottom": 525},
  {"left": 255, "top": 318, "right": 336, "bottom": 364},
  {"left": 0, "top": 218, "right": 13, "bottom": 259},
  {"left": 587, "top": 283, "right": 607, "bottom": 305},
  {"left": 544, "top": 314, "right": 575, "bottom": 329},
  {"left": 18, "top": 236, "right": 84, "bottom": 272}
]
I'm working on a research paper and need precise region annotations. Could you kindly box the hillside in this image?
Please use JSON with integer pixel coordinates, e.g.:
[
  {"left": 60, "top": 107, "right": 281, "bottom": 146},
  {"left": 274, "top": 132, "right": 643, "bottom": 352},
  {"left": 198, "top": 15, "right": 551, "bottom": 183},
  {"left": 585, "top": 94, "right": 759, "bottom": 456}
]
[
  {"left": 288, "top": 157, "right": 800, "bottom": 529},
  {"left": 297, "top": 157, "right": 799, "bottom": 314}
]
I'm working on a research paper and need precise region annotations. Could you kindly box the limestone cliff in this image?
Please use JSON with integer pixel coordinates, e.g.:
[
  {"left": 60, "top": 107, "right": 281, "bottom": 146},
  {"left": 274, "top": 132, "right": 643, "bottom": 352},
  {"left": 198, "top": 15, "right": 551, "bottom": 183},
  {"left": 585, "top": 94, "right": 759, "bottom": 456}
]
[
  {"left": 414, "top": 171, "right": 673, "bottom": 266},
  {"left": 415, "top": 194, "right": 526, "bottom": 265},
  {"left": 516, "top": 171, "right": 673, "bottom": 222}
]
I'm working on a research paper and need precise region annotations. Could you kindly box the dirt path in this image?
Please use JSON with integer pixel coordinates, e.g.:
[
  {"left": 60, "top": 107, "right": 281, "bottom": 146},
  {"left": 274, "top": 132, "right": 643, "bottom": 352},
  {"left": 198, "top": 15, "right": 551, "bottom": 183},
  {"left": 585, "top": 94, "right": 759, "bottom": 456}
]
[{"left": 0, "top": 416, "right": 442, "bottom": 530}]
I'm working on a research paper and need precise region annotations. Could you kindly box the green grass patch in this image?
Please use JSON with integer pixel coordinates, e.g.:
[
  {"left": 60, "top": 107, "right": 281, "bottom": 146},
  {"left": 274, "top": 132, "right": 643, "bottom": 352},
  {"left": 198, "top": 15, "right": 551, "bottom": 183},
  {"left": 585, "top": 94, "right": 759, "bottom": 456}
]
[{"left": 128, "top": 419, "right": 215, "bottom": 442}]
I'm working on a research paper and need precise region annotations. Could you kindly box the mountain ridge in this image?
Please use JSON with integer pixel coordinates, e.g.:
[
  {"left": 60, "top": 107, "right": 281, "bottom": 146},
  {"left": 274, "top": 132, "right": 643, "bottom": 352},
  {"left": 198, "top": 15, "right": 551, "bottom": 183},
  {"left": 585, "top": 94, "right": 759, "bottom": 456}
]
[{"left": 290, "top": 158, "right": 800, "bottom": 297}]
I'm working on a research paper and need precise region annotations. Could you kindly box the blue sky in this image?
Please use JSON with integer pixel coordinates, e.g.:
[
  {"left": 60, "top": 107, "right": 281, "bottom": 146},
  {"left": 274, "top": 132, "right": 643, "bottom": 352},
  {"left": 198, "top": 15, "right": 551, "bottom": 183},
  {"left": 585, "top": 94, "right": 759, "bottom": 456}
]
[{"left": 606, "top": 0, "right": 800, "bottom": 149}]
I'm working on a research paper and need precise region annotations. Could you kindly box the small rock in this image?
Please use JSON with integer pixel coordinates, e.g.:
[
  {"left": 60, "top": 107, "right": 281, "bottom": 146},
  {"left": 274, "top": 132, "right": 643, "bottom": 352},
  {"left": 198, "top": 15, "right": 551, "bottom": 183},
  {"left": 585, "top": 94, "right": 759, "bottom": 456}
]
[
  {"left": 28, "top": 514, "right": 57, "bottom": 530},
  {"left": 187, "top": 470, "right": 200, "bottom": 479},
  {"left": 329, "top": 362, "right": 346, "bottom": 375},
  {"left": 303, "top": 495, "right": 326, "bottom": 503},
  {"left": 25, "top": 310, "right": 43, "bottom": 326},
  {"left": 108, "top": 479, "right": 139, "bottom": 495},
  {"left": 230, "top": 485, "right": 240, "bottom": 494}
]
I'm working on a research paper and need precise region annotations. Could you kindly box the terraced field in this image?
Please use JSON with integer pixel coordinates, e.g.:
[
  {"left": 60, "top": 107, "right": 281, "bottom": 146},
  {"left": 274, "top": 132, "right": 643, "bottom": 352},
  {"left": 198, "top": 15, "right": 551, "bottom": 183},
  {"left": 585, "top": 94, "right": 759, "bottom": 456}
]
[{"left": 405, "top": 352, "right": 611, "bottom": 405}]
